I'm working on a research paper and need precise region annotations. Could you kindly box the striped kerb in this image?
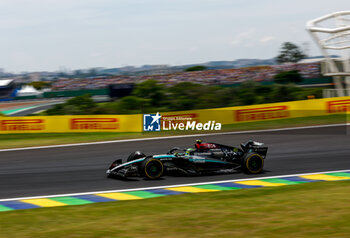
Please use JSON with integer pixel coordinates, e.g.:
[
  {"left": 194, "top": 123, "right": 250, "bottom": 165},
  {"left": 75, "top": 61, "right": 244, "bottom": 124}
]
[
  {"left": 0, "top": 171, "right": 349, "bottom": 212},
  {"left": 235, "top": 180, "right": 286, "bottom": 187},
  {"left": 300, "top": 174, "right": 350, "bottom": 181}
]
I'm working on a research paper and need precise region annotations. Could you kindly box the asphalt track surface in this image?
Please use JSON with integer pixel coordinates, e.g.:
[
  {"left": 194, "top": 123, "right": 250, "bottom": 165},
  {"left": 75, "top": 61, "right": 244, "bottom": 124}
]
[
  {"left": 9, "top": 104, "right": 56, "bottom": 116},
  {"left": 6, "top": 96, "right": 110, "bottom": 116},
  {"left": 0, "top": 125, "right": 349, "bottom": 199}
]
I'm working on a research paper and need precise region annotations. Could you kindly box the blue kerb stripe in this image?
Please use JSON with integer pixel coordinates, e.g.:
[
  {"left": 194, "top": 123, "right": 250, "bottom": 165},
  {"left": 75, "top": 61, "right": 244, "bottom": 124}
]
[
  {"left": 231, "top": 183, "right": 263, "bottom": 188},
  {"left": 282, "top": 176, "right": 322, "bottom": 182},
  {"left": 215, "top": 182, "right": 261, "bottom": 189},
  {"left": 0, "top": 201, "right": 40, "bottom": 210},
  {"left": 74, "top": 195, "right": 116, "bottom": 203},
  {"left": 145, "top": 189, "right": 186, "bottom": 195}
]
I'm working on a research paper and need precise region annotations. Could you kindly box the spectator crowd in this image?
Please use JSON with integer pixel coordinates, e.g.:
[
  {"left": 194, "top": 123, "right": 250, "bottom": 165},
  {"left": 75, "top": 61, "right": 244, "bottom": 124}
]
[{"left": 52, "top": 62, "right": 321, "bottom": 91}]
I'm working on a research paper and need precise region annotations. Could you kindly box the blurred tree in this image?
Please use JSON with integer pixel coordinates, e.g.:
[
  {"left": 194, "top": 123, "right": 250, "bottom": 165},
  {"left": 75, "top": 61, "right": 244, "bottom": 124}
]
[
  {"left": 133, "top": 80, "right": 165, "bottom": 107},
  {"left": 274, "top": 70, "right": 302, "bottom": 84},
  {"left": 45, "top": 94, "right": 102, "bottom": 115},
  {"left": 74, "top": 70, "right": 82, "bottom": 77},
  {"left": 254, "top": 85, "right": 274, "bottom": 103},
  {"left": 61, "top": 105, "right": 83, "bottom": 115},
  {"left": 66, "top": 94, "right": 97, "bottom": 112},
  {"left": 184, "top": 65, "right": 207, "bottom": 72},
  {"left": 168, "top": 82, "right": 204, "bottom": 110},
  {"left": 271, "top": 85, "right": 298, "bottom": 102},
  {"left": 168, "top": 82, "right": 199, "bottom": 97},
  {"left": 236, "top": 81, "right": 259, "bottom": 105},
  {"left": 88, "top": 68, "right": 98, "bottom": 77},
  {"left": 27, "top": 81, "right": 51, "bottom": 90},
  {"left": 276, "top": 42, "right": 307, "bottom": 64},
  {"left": 43, "top": 81, "right": 324, "bottom": 115},
  {"left": 118, "top": 96, "right": 151, "bottom": 113},
  {"left": 45, "top": 104, "right": 65, "bottom": 115}
]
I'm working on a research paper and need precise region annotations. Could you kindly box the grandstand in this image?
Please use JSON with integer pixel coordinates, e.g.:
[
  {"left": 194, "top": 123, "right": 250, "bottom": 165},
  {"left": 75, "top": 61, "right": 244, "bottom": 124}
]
[
  {"left": 51, "top": 62, "right": 322, "bottom": 91},
  {"left": 0, "top": 79, "right": 17, "bottom": 101}
]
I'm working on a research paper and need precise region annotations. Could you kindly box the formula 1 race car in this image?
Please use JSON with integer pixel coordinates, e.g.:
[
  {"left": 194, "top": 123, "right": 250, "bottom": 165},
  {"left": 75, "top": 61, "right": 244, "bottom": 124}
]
[{"left": 106, "top": 140, "right": 268, "bottom": 180}]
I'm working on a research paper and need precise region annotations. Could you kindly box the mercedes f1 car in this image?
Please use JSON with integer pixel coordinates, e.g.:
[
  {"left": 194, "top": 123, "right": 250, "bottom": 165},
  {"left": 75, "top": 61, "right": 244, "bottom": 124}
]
[{"left": 106, "top": 140, "right": 268, "bottom": 180}]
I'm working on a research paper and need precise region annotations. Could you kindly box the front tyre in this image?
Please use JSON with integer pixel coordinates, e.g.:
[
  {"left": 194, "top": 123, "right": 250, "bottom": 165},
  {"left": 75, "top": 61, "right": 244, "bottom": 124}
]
[
  {"left": 139, "top": 158, "right": 164, "bottom": 179},
  {"left": 242, "top": 153, "right": 264, "bottom": 174}
]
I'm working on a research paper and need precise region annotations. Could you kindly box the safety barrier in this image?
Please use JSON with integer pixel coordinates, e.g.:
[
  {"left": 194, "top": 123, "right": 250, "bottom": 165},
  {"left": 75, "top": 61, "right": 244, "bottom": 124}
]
[
  {"left": 0, "top": 96, "right": 349, "bottom": 133},
  {"left": 161, "top": 96, "right": 350, "bottom": 125},
  {"left": 0, "top": 115, "right": 141, "bottom": 134}
]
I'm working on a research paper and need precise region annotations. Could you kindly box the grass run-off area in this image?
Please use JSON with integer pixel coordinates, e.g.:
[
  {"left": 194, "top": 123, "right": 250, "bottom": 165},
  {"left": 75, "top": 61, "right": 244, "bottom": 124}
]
[
  {"left": 0, "top": 114, "right": 348, "bottom": 149},
  {"left": 1, "top": 181, "right": 350, "bottom": 237}
]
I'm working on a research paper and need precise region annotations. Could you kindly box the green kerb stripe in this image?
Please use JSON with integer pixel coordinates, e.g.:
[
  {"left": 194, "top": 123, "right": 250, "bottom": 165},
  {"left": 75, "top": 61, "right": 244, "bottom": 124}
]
[
  {"left": 1, "top": 106, "right": 36, "bottom": 115},
  {"left": 123, "top": 191, "right": 165, "bottom": 198},
  {"left": 327, "top": 172, "right": 350, "bottom": 178},
  {"left": 261, "top": 178, "right": 306, "bottom": 185},
  {"left": 50, "top": 197, "right": 94, "bottom": 205},
  {"left": 0, "top": 205, "right": 13, "bottom": 211},
  {"left": 194, "top": 184, "right": 241, "bottom": 190}
]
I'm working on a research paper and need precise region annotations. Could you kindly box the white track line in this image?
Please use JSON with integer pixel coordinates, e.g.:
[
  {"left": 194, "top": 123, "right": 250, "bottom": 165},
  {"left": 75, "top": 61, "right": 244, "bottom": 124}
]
[
  {"left": 0, "top": 169, "right": 349, "bottom": 202},
  {"left": 0, "top": 123, "right": 348, "bottom": 152}
]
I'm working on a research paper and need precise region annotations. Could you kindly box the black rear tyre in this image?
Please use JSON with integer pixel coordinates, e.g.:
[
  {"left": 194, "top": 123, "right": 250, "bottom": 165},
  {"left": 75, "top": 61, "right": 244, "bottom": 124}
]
[
  {"left": 242, "top": 152, "right": 264, "bottom": 174},
  {"left": 127, "top": 151, "right": 146, "bottom": 162},
  {"left": 139, "top": 158, "right": 164, "bottom": 179}
]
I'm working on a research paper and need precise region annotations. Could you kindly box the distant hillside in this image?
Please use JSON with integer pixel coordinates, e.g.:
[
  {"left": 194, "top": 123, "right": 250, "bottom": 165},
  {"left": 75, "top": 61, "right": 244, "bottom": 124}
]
[
  {"left": 202, "top": 58, "right": 276, "bottom": 69},
  {"left": 98, "top": 58, "right": 277, "bottom": 76}
]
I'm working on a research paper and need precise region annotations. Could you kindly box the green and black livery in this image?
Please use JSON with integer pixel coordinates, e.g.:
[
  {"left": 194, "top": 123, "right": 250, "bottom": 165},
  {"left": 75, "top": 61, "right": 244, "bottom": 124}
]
[{"left": 106, "top": 140, "right": 268, "bottom": 180}]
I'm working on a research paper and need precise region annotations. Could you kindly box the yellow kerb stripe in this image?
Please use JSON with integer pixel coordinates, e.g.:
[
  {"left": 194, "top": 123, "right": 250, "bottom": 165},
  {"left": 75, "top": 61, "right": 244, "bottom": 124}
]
[
  {"left": 21, "top": 198, "right": 67, "bottom": 207},
  {"left": 165, "top": 186, "right": 218, "bottom": 193},
  {"left": 96, "top": 193, "right": 143, "bottom": 200},
  {"left": 300, "top": 174, "right": 350, "bottom": 181},
  {"left": 235, "top": 180, "right": 286, "bottom": 187}
]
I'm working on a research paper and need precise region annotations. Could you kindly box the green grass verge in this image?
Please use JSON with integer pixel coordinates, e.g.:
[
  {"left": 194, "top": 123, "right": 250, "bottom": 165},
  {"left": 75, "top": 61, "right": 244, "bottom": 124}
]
[
  {"left": 1, "top": 181, "right": 350, "bottom": 237},
  {"left": 0, "top": 114, "right": 347, "bottom": 149}
]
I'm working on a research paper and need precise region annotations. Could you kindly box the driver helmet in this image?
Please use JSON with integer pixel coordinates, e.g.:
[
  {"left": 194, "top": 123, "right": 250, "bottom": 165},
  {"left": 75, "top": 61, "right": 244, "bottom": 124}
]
[
  {"left": 195, "top": 139, "right": 203, "bottom": 150},
  {"left": 185, "top": 148, "right": 195, "bottom": 156}
]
